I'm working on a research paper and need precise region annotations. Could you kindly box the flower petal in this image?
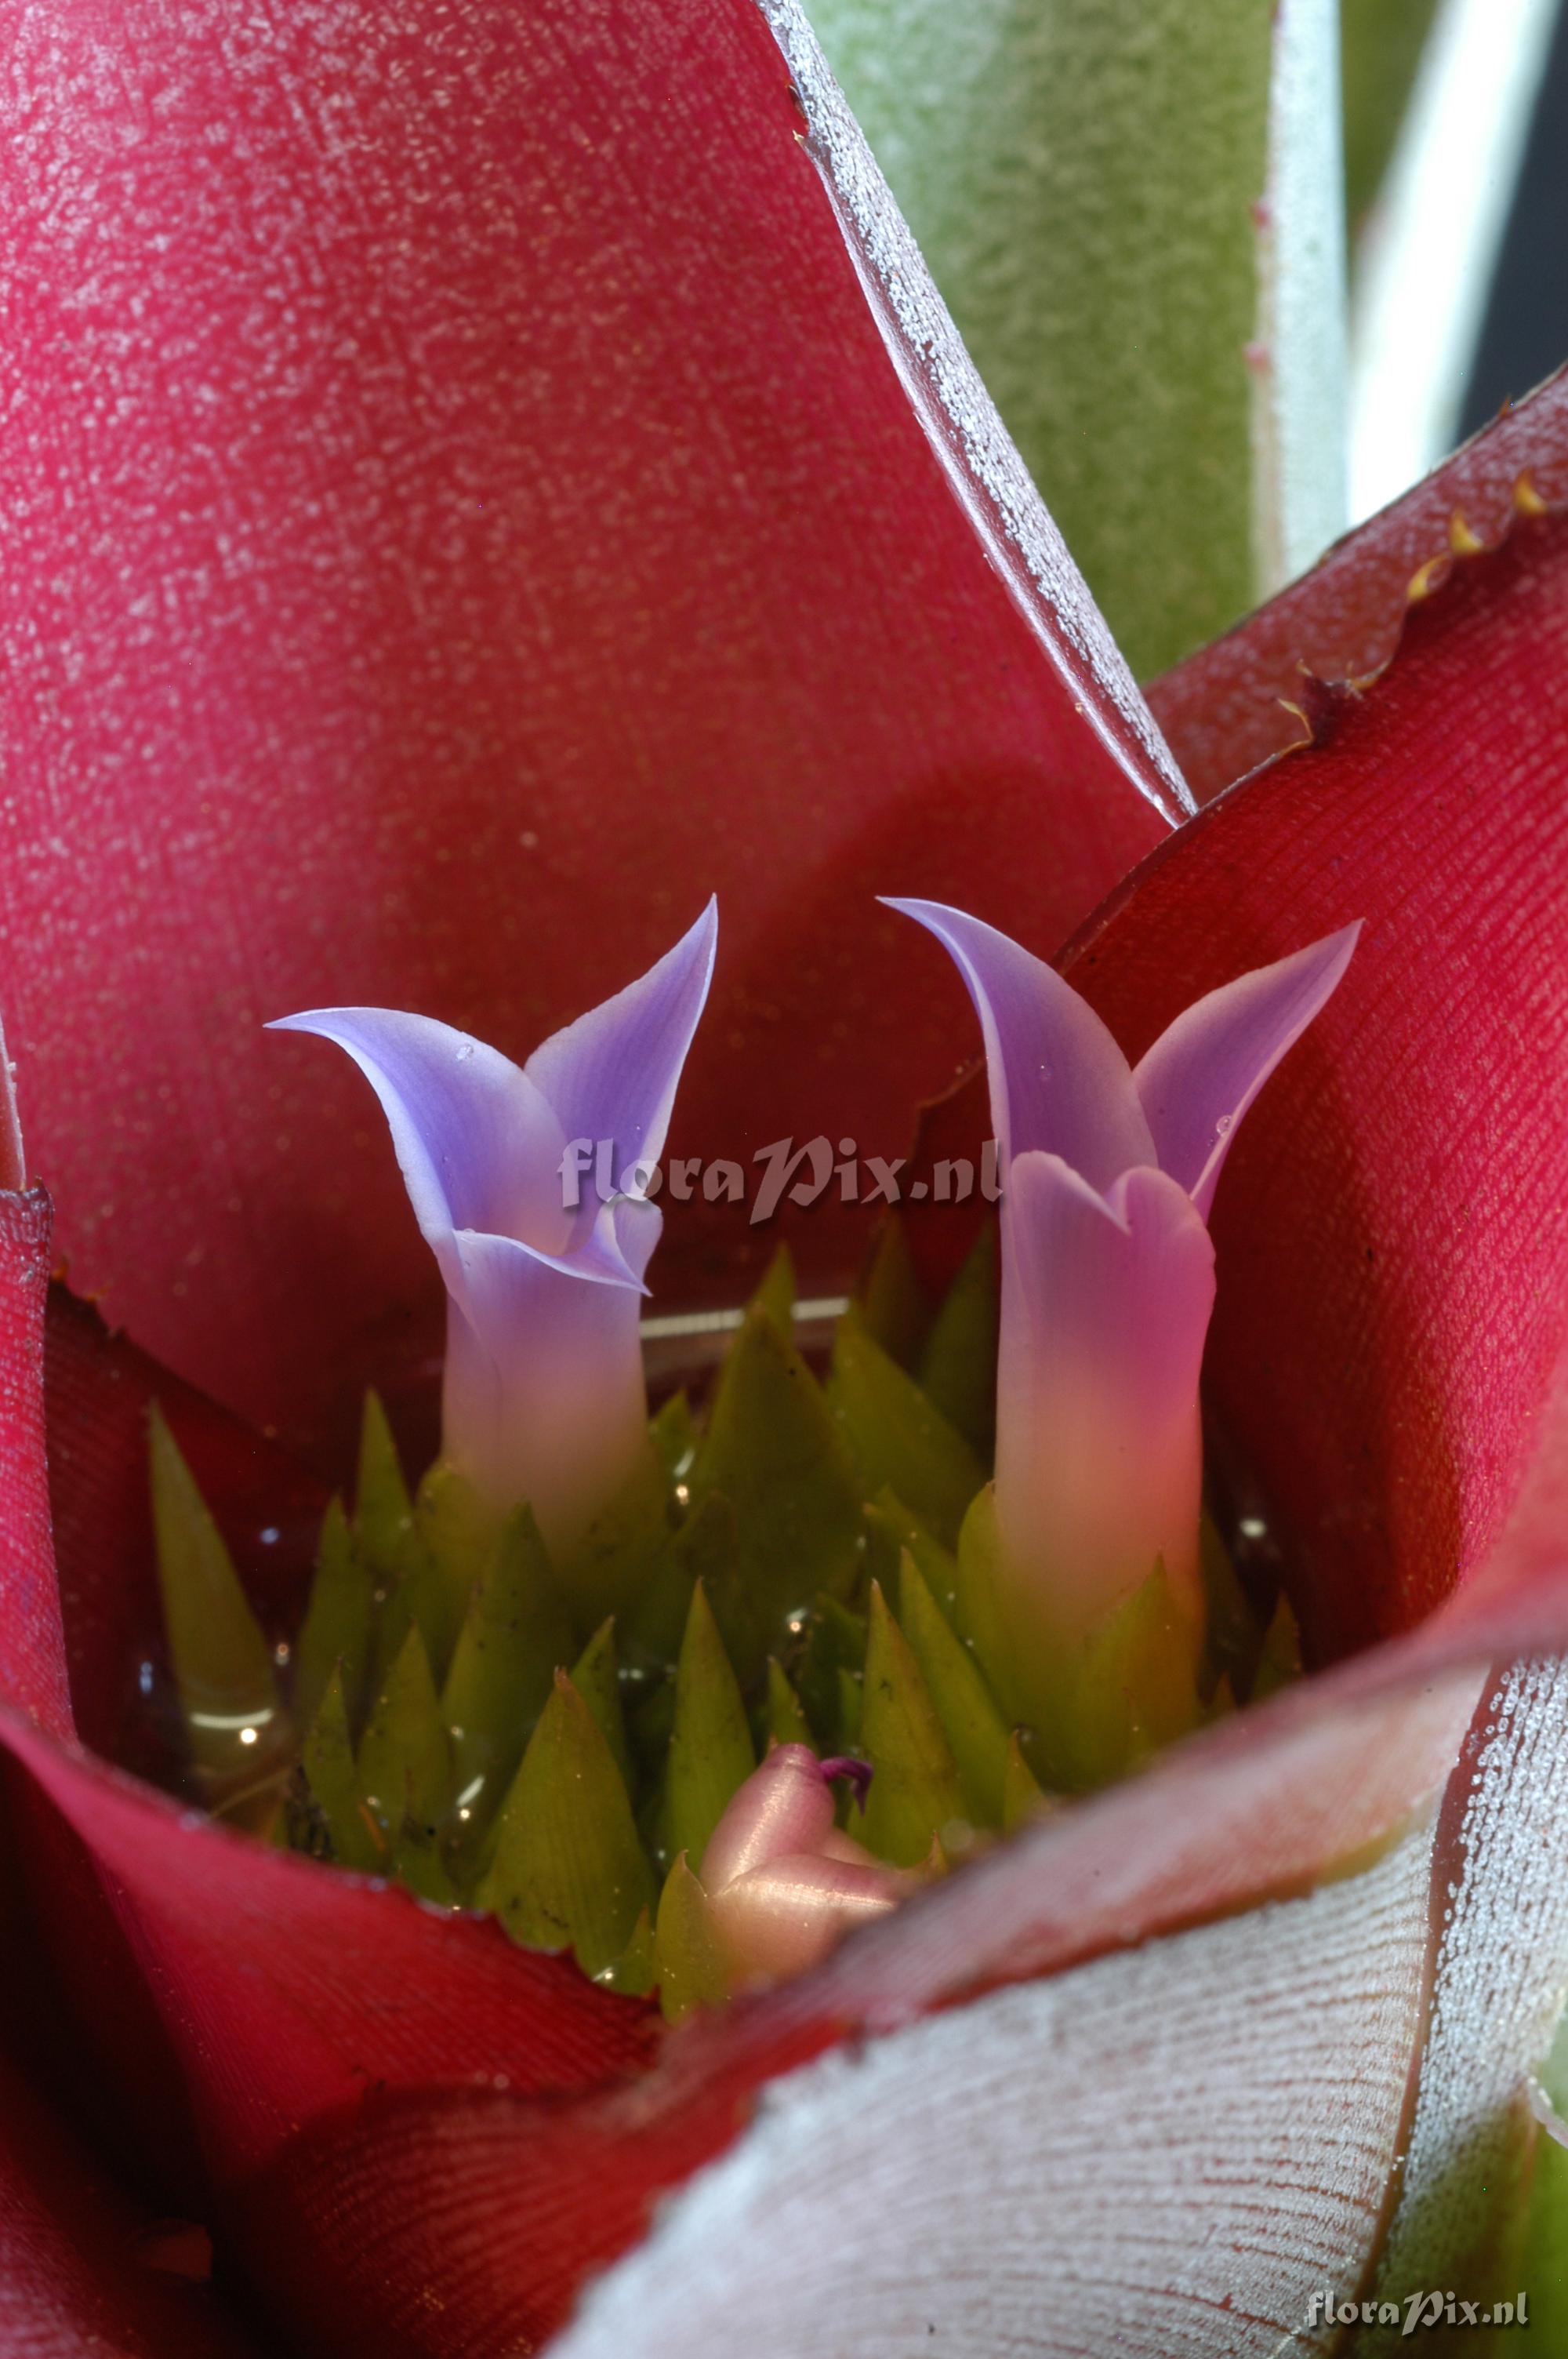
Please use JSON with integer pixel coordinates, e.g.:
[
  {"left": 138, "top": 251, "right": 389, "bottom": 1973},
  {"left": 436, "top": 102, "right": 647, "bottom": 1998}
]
[
  {"left": 1132, "top": 922, "right": 1361, "bottom": 1218},
  {"left": 701, "top": 1744, "right": 836, "bottom": 1892},
  {"left": 882, "top": 898, "right": 1152, "bottom": 1187},
  {"left": 442, "top": 1217, "right": 655, "bottom": 1539},
  {"left": 522, "top": 900, "right": 718, "bottom": 1181},
  {"left": 997, "top": 1154, "right": 1214, "bottom": 1637},
  {"left": 264, "top": 1010, "right": 571, "bottom": 1267}
]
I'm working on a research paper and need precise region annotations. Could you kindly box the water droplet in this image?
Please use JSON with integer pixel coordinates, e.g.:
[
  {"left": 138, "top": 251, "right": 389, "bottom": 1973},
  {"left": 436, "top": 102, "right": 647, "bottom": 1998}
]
[
  {"left": 259, "top": 1525, "right": 280, "bottom": 1546},
  {"left": 456, "top": 1041, "right": 477, "bottom": 1063}
]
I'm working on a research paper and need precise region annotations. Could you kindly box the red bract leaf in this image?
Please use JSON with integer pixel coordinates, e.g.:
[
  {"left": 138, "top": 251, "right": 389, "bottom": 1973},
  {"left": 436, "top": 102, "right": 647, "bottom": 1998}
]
[
  {"left": 0, "top": 0, "right": 1175, "bottom": 1472},
  {"left": 2, "top": 1712, "right": 661, "bottom": 2188},
  {"left": 0, "top": 2044, "right": 263, "bottom": 2359},
  {"left": 1149, "top": 363, "right": 1568, "bottom": 799},
  {"left": 1070, "top": 507, "right": 1568, "bottom": 1671},
  {"left": 0, "top": 1194, "right": 71, "bottom": 1742},
  {"left": 238, "top": 1823, "right": 1439, "bottom": 2358},
  {"left": 59, "top": 485, "right": 1568, "bottom": 2359}
]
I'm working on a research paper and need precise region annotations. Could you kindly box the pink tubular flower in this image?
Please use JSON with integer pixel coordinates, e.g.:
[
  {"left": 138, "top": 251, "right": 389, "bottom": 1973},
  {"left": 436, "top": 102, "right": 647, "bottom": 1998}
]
[
  {"left": 887, "top": 901, "right": 1356, "bottom": 1667},
  {"left": 703, "top": 1748, "right": 911, "bottom": 1989}
]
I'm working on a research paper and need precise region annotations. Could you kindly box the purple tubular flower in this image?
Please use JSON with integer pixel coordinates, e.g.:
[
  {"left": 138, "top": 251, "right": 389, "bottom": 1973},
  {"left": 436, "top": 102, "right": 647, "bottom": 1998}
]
[
  {"left": 269, "top": 900, "right": 717, "bottom": 1547},
  {"left": 884, "top": 900, "right": 1358, "bottom": 1647}
]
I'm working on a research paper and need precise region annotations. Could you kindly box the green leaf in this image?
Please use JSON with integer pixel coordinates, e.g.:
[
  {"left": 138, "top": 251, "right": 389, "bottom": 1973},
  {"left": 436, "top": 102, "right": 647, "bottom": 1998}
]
[
  {"left": 292, "top": 1495, "right": 374, "bottom": 1736},
  {"left": 827, "top": 1305, "right": 985, "bottom": 1547},
  {"left": 858, "top": 1583, "right": 965, "bottom": 1867},
  {"left": 441, "top": 1504, "right": 575, "bottom": 1826},
  {"left": 354, "top": 1390, "right": 445, "bottom": 1698},
  {"left": 765, "top": 1656, "right": 814, "bottom": 1748},
  {"left": 751, "top": 1241, "right": 797, "bottom": 1342},
  {"left": 808, "top": 0, "right": 1345, "bottom": 677},
  {"left": 688, "top": 1307, "right": 865, "bottom": 1663},
  {"left": 916, "top": 1221, "right": 997, "bottom": 1459},
  {"left": 481, "top": 1670, "right": 654, "bottom": 1977},
  {"left": 357, "top": 1624, "right": 452, "bottom": 1844},
  {"left": 620, "top": 1487, "right": 733, "bottom": 1676},
  {"left": 1044, "top": 1561, "right": 1205, "bottom": 1792},
  {"left": 354, "top": 1390, "right": 419, "bottom": 1578},
  {"left": 412, "top": 1459, "right": 499, "bottom": 1682},
  {"left": 1198, "top": 1509, "right": 1262, "bottom": 1703},
  {"left": 662, "top": 1583, "right": 755, "bottom": 1876},
  {"left": 597, "top": 1906, "right": 656, "bottom": 1997},
  {"left": 557, "top": 1438, "right": 671, "bottom": 1633},
  {"left": 867, "top": 1489, "right": 960, "bottom": 1632},
  {"left": 299, "top": 1667, "right": 385, "bottom": 1873},
  {"left": 652, "top": 1390, "right": 699, "bottom": 1481},
  {"left": 1001, "top": 1729, "right": 1053, "bottom": 1835},
  {"left": 1249, "top": 1587, "right": 1304, "bottom": 1703},
  {"left": 895, "top": 1550, "right": 1011, "bottom": 1828},
  {"left": 1341, "top": 0, "right": 1441, "bottom": 241},
  {"left": 857, "top": 1216, "right": 927, "bottom": 1370},
  {"left": 950, "top": 1485, "right": 1017, "bottom": 1713},
  {"left": 655, "top": 1854, "right": 730, "bottom": 2023},
  {"left": 568, "top": 1619, "right": 634, "bottom": 1794},
  {"left": 147, "top": 1405, "right": 286, "bottom": 1788},
  {"left": 836, "top": 1663, "right": 864, "bottom": 1749},
  {"left": 794, "top": 1594, "right": 868, "bottom": 1748}
]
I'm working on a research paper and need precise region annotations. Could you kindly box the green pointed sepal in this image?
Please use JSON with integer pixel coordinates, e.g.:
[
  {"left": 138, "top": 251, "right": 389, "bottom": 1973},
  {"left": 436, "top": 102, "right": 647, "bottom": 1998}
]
[
  {"left": 297, "top": 1667, "right": 386, "bottom": 1873},
  {"left": 893, "top": 1549, "right": 1011, "bottom": 1828},
  {"left": 1249, "top": 1588, "right": 1304, "bottom": 1703},
  {"left": 441, "top": 1504, "right": 575, "bottom": 1830},
  {"left": 358, "top": 1623, "right": 452, "bottom": 1848},
  {"left": 686, "top": 1304, "right": 864, "bottom": 1677},
  {"left": 147, "top": 1405, "right": 289, "bottom": 1803},
  {"left": 568, "top": 1618, "right": 634, "bottom": 1793},
  {"left": 412, "top": 1459, "right": 500, "bottom": 1681},
  {"left": 655, "top": 1853, "right": 730, "bottom": 2023},
  {"left": 292, "top": 1495, "right": 375, "bottom": 1736},
  {"left": 764, "top": 1656, "right": 812, "bottom": 1748},
  {"left": 916, "top": 1219, "right": 997, "bottom": 1459},
  {"left": 858, "top": 1582, "right": 965, "bottom": 1867},
  {"left": 1000, "top": 1730, "right": 1054, "bottom": 1834},
  {"left": 856, "top": 1216, "right": 928, "bottom": 1370},
  {"left": 660, "top": 1583, "right": 754, "bottom": 1876},
  {"left": 1042, "top": 1561, "right": 1206, "bottom": 1792},
  {"left": 480, "top": 1670, "right": 654, "bottom": 1978},
  {"left": 826, "top": 1304, "right": 984, "bottom": 1549},
  {"left": 557, "top": 1438, "right": 672, "bottom": 1635}
]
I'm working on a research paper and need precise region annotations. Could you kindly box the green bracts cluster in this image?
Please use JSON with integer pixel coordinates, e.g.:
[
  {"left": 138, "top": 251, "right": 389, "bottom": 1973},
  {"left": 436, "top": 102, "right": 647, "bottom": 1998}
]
[{"left": 148, "top": 1221, "right": 1301, "bottom": 2011}]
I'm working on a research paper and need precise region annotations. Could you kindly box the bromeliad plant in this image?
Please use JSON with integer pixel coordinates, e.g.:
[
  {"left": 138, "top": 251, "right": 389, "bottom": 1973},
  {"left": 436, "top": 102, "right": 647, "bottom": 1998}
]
[
  {"left": 3, "top": 5, "right": 1568, "bottom": 2358},
  {"left": 149, "top": 903, "right": 1348, "bottom": 1997}
]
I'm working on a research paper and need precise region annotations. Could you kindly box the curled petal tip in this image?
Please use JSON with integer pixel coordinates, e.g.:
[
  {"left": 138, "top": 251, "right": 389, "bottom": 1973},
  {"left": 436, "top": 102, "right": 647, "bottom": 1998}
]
[{"left": 819, "top": 1755, "right": 874, "bottom": 1813}]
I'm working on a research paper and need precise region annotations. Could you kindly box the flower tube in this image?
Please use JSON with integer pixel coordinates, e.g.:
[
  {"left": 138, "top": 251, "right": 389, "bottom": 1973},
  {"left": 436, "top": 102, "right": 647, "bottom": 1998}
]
[
  {"left": 703, "top": 1746, "right": 913, "bottom": 1989},
  {"left": 270, "top": 901, "right": 717, "bottom": 1550},
  {"left": 887, "top": 900, "right": 1357, "bottom": 1714}
]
